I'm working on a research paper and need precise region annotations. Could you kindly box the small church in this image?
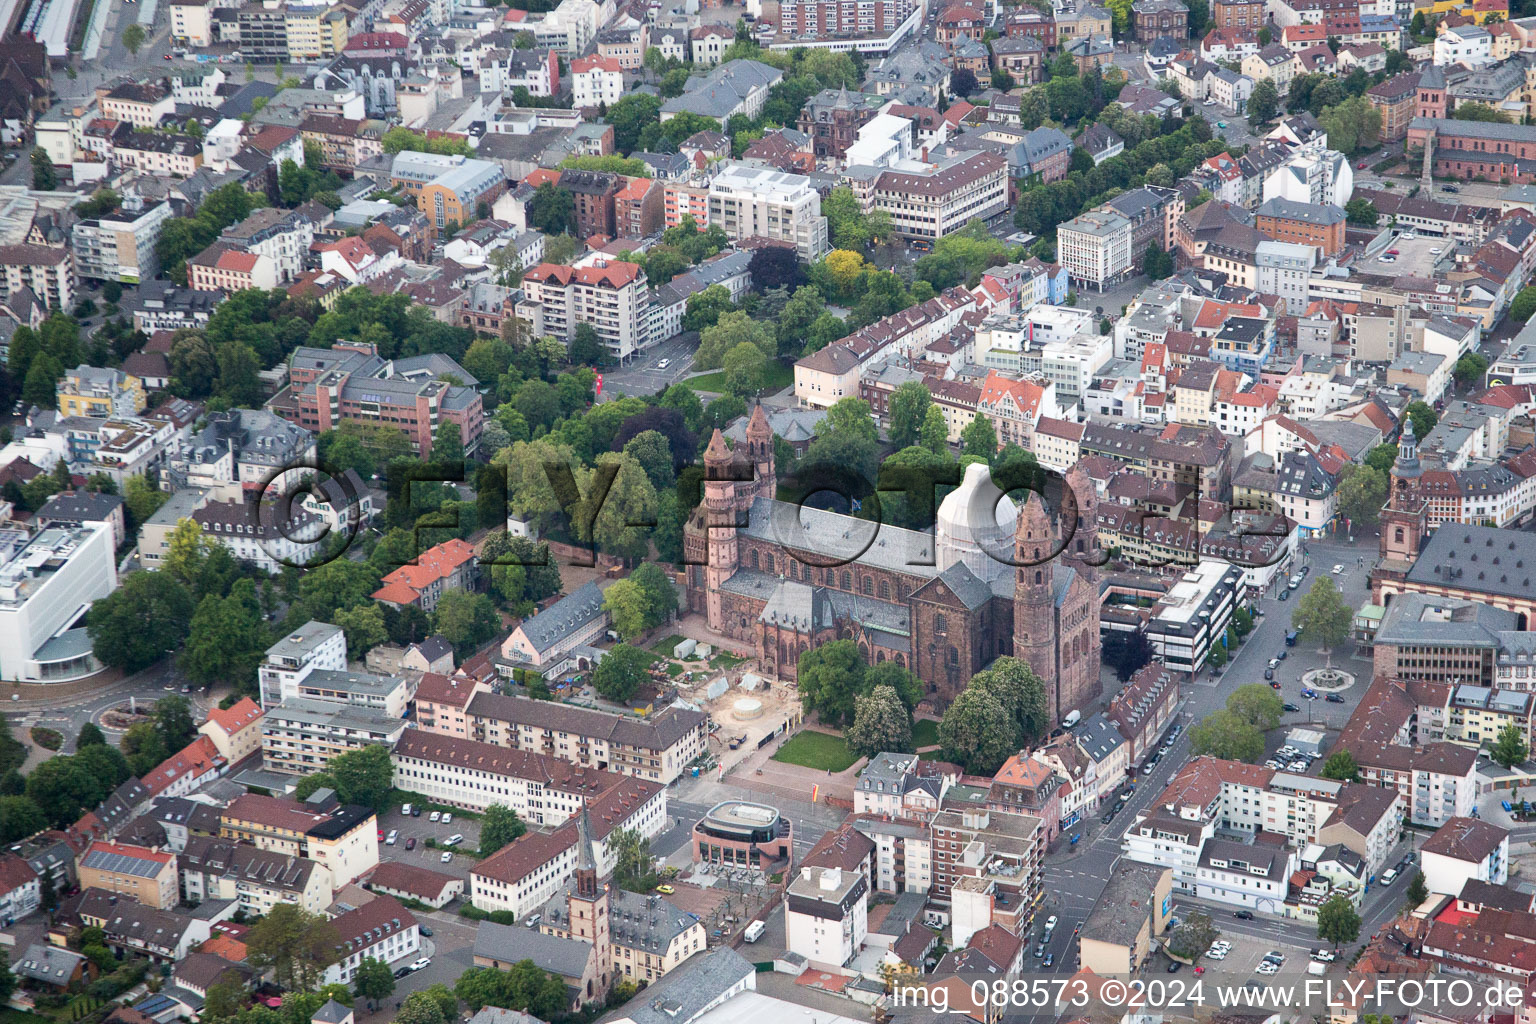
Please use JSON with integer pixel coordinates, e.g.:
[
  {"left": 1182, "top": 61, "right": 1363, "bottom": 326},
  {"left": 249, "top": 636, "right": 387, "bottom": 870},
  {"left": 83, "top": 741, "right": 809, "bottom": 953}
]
[{"left": 682, "top": 406, "right": 1104, "bottom": 724}]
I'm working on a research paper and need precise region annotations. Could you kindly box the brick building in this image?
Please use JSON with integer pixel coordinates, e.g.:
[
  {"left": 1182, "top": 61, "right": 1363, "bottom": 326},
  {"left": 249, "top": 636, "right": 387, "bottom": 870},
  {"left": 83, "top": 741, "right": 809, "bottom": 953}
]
[{"left": 1254, "top": 197, "right": 1347, "bottom": 255}]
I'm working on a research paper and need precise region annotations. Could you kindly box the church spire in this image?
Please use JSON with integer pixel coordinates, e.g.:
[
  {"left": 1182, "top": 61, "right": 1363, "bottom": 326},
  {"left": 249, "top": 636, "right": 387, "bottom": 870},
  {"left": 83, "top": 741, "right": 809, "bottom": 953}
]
[{"left": 574, "top": 801, "right": 599, "bottom": 901}]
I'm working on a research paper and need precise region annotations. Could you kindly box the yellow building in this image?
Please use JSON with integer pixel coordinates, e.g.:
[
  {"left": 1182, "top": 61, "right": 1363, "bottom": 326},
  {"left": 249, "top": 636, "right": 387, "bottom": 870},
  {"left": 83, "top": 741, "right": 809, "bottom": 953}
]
[
  {"left": 285, "top": 6, "right": 348, "bottom": 61},
  {"left": 1417, "top": 0, "right": 1508, "bottom": 24},
  {"left": 56, "top": 365, "right": 145, "bottom": 418},
  {"left": 78, "top": 841, "right": 179, "bottom": 909}
]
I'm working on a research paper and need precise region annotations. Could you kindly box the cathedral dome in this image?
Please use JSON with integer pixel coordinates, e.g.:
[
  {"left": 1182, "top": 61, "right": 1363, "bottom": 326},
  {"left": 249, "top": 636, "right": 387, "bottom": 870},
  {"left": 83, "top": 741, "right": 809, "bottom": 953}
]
[{"left": 936, "top": 462, "right": 1018, "bottom": 583}]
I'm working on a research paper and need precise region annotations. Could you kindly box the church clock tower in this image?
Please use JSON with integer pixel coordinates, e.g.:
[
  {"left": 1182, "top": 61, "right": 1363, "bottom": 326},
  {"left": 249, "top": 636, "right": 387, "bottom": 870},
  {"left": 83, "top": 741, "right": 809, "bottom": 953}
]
[{"left": 1013, "top": 492, "right": 1060, "bottom": 721}]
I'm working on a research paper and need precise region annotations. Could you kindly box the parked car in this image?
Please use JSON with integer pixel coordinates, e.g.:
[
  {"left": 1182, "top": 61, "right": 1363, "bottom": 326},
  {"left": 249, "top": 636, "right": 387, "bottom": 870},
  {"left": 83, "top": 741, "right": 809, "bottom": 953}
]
[
  {"left": 441, "top": 851, "right": 453, "bottom": 863},
  {"left": 1326, "top": 693, "right": 1346, "bottom": 704},
  {"left": 1167, "top": 962, "right": 1182, "bottom": 973},
  {"left": 394, "top": 968, "right": 411, "bottom": 979},
  {"left": 419, "top": 925, "right": 432, "bottom": 937},
  {"left": 1279, "top": 589, "right": 1290, "bottom": 600},
  {"left": 441, "top": 813, "right": 453, "bottom": 825},
  {"left": 405, "top": 837, "right": 416, "bottom": 850},
  {"left": 444, "top": 834, "right": 464, "bottom": 847},
  {"left": 1034, "top": 943, "right": 1047, "bottom": 958},
  {"left": 430, "top": 811, "right": 441, "bottom": 822},
  {"left": 1283, "top": 703, "right": 1301, "bottom": 712},
  {"left": 411, "top": 958, "right": 431, "bottom": 972}
]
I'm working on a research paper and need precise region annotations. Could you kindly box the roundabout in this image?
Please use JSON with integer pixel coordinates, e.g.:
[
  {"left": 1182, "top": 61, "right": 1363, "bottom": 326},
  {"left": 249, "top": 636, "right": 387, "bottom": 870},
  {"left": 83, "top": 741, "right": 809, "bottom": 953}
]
[{"left": 1301, "top": 667, "right": 1355, "bottom": 692}]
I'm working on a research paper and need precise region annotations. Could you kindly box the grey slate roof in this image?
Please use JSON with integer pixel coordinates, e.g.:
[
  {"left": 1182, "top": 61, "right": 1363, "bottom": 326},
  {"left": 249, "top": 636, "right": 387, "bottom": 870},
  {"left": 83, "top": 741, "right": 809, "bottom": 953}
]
[
  {"left": 14, "top": 944, "right": 85, "bottom": 986},
  {"left": 1407, "top": 523, "right": 1536, "bottom": 602},
  {"left": 540, "top": 887, "right": 695, "bottom": 954},
  {"left": 594, "top": 947, "right": 754, "bottom": 1024},
  {"left": 661, "top": 60, "right": 782, "bottom": 120},
  {"left": 473, "top": 921, "right": 593, "bottom": 977},
  {"left": 514, "top": 581, "right": 606, "bottom": 657}
]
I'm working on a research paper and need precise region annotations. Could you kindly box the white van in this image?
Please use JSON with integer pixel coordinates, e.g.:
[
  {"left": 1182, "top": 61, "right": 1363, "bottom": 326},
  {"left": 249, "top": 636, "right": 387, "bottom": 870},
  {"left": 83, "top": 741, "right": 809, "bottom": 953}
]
[
  {"left": 743, "top": 921, "right": 766, "bottom": 943},
  {"left": 1062, "top": 710, "right": 1082, "bottom": 728},
  {"left": 386, "top": 830, "right": 398, "bottom": 845},
  {"left": 1380, "top": 868, "right": 1398, "bottom": 885}
]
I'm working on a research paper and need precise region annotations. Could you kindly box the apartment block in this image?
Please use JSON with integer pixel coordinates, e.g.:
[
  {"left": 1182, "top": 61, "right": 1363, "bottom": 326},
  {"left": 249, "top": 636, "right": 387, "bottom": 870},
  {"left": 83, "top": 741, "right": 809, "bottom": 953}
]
[
  {"left": 261, "top": 698, "right": 408, "bottom": 775},
  {"left": 460, "top": 691, "right": 708, "bottom": 785},
  {"left": 391, "top": 151, "right": 508, "bottom": 230},
  {"left": 71, "top": 202, "right": 173, "bottom": 284},
  {"left": 1059, "top": 208, "right": 1133, "bottom": 291},
  {"left": 57, "top": 365, "right": 145, "bottom": 418},
  {"left": 518, "top": 258, "right": 650, "bottom": 363},
  {"left": 0, "top": 244, "right": 75, "bottom": 311},
  {"left": 219, "top": 792, "right": 378, "bottom": 889},
  {"left": 707, "top": 164, "right": 829, "bottom": 260},
  {"left": 78, "top": 842, "right": 178, "bottom": 909}
]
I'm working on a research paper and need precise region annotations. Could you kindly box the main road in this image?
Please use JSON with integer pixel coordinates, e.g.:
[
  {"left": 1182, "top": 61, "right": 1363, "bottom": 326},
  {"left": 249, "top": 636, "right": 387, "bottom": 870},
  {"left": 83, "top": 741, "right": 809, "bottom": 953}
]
[{"left": 1033, "top": 532, "right": 1398, "bottom": 972}]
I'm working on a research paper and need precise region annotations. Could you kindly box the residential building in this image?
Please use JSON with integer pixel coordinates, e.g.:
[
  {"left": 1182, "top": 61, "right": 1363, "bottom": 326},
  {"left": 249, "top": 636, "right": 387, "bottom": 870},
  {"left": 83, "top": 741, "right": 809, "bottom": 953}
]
[
  {"left": 261, "top": 698, "right": 408, "bottom": 774},
  {"left": 660, "top": 60, "right": 781, "bottom": 126},
  {"left": 707, "top": 164, "right": 829, "bottom": 260},
  {"left": 570, "top": 55, "right": 623, "bottom": 108},
  {"left": 518, "top": 259, "right": 651, "bottom": 364},
  {"left": 199, "top": 697, "right": 266, "bottom": 764},
  {"left": 1420, "top": 818, "right": 1509, "bottom": 896},
  {"left": 187, "top": 244, "right": 279, "bottom": 293},
  {"left": 0, "top": 244, "right": 74, "bottom": 312},
  {"left": 461, "top": 692, "right": 709, "bottom": 785},
  {"left": 77, "top": 842, "right": 178, "bottom": 909},
  {"left": 323, "top": 894, "right": 420, "bottom": 985},
  {"left": 57, "top": 365, "right": 144, "bottom": 419},
  {"left": 71, "top": 202, "right": 172, "bottom": 285},
  {"left": 1058, "top": 209, "right": 1133, "bottom": 291},
  {"left": 268, "top": 342, "right": 484, "bottom": 456},
  {"left": 1079, "top": 863, "right": 1173, "bottom": 975},
  {"left": 370, "top": 538, "right": 477, "bottom": 613},
  {"left": 861, "top": 153, "right": 1009, "bottom": 242},
  {"left": 1145, "top": 559, "right": 1241, "bottom": 675},
  {"left": 179, "top": 836, "right": 332, "bottom": 915},
  {"left": 219, "top": 792, "right": 378, "bottom": 889},
  {"left": 365, "top": 862, "right": 463, "bottom": 909},
  {"left": 785, "top": 865, "right": 868, "bottom": 970}
]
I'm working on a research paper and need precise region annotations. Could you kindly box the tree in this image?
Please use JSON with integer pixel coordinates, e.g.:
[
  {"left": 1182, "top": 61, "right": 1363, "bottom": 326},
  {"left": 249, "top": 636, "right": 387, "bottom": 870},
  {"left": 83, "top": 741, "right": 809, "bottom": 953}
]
[
  {"left": 951, "top": 68, "right": 979, "bottom": 96},
  {"left": 77, "top": 722, "right": 106, "bottom": 749},
  {"left": 121, "top": 21, "right": 147, "bottom": 53},
  {"left": 630, "top": 561, "right": 677, "bottom": 629},
  {"left": 1336, "top": 464, "right": 1388, "bottom": 531},
  {"left": 797, "top": 640, "right": 867, "bottom": 727},
  {"left": 888, "top": 381, "right": 932, "bottom": 449},
  {"left": 1366, "top": 443, "right": 1398, "bottom": 474},
  {"left": 0, "top": 950, "right": 14, "bottom": 1006},
  {"left": 1491, "top": 721, "right": 1530, "bottom": 768},
  {"left": 1452, "top": 101, "right": 1512, "bottom": 123},
  {"left": 972, "top": 657, "right": 1050, "bottom": 743},
  {"left": 352, "top": 958, "right": 395, "bottom": 1011},
  {"left": 479, "top": 805, "right": 528, "bottom": 857},
  {"left": 1248, "top": 77, "right": 1279, "bottom": 124},
  {"left": 432, "top": 590, "right": 501, "bottom": 654},
  {"left": 695, "top": 310, "right": 773, "bottom": 369},
  {"left": 1455, "top": 352, "right": 1490, "bottom": 389},
  {"left": 920, "top": 405, "right": 948, "bottom": 454},
  {"left": 120, "top": 721, "right": 170, "bottom": 778},
  {"left": 153, "top": 695, "right": 197, "bottom": 751},
  {"left": 1226, "top": 684, "right": 1283, "bottom": 731},
  {"left": 1406, "top": 871, "right": 1429, "bottom": 909},
  {"left": 397, "top": 991, "right": 450, "bottom": 1024},
  {"left": 603, "top": 579, "right": 649, "bottom": 641},
  {"left": 1292, "top": 578, "right": 1352, "bottom": 666},
  {"left": 88, "top": 571, "right": 195, "bottom": 673},
  {"left": 333, "top": 604, "right": 388, "bottom": 660},
  {"left": 1511, "top": 285, "right": 1536, "bottom": 324},
  {"left": 961, "top": 415, "right": 997, "bottom": 459},
  {"left": 30, "top": 149, "right": 56, "bottom": 191},
  {"left": 607, "top": 826, "right": 656, "bottom": 892},
  {"left": 247, "top": 905, "right": 342, "bottom": 992},
  {"left": 938, "top": 686, "right": 1015, "bottom": 774},
  {"left": 1316, "top": 894, "right": 1361, "bottom": 946},
  {"left": 1320, "top": 750, "right": 1359, "bottom": 781},
  {"left": 1189, "top": 709, "right": 1264, "bottom": 762},
  {"left": 1406, "top": 400, "right": 1437, "bottom": 439},
  {"left": 1143, "top": 243, "right": 1174, "bottom": 280},
  {"left": 748, "top": 246, "right": 805, "bottom": 293},
  {"left": 606, "top": 93, "right": 662, "bottom": 153},
  {"left": 1166, "top": 911, "right": 1218, "bottom": 961},
  {"left": 847, "top": 685, "right": 913, "bottom": 758},
  {"left": 0, "top": 796, "right": 46, "bottom": 843},
  {"left": 182, "top": 582, "right": 269, "bottom": 690},
  {"left": 1319, "top": 95, "right": 1382, "bottom": 157},
  {"left": 593, "top": 643, "right": 655, "bottom": 703},
  {"left": 527, "top": 182, "right": 575, "bottom": 235},
  {"left": 294, "top": 743, "right": 395, "bottom": 811},
  {"left": 455, "top": 964, "right": 568, "bottom": 1018},
  {"left": 722, "top": 341, "right": 768, "bottom": 396},
  {"left": 1103, "top": 630, "right": 1154, "bottom": 681},
  {"left": 1345, "top": 198, "right": 1379, "bottom": 226}
]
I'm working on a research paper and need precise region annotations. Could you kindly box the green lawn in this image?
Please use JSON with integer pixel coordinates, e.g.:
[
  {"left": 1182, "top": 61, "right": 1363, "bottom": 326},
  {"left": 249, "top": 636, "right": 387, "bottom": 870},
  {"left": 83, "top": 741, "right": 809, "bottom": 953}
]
[
  {"left": 773, "top": 731, "right": 858, "bottom": 772},
  {"left": 911, "top": 719, "right": 940, "bottom": 748},
  {"left": 651, "top": 634, "right": 687, "bottom": 655},
  {"left": 684, "top": 361, "right": 794, "bottom": 396}
]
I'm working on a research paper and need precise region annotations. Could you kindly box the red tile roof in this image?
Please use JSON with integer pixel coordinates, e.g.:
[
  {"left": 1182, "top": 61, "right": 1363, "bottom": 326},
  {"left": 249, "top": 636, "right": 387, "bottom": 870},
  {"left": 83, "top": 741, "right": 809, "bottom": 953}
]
[
  {"left": 205, "top": 697, "right": 263, "bottom": 736},
  {"left": 371, "top": 538, "right": 476, "bottom": 604},
  {"left": 141, "top": 735, "right": 226, "bottom": 796},
  {"left": 524, "top": 260, "right": 643, "bottom": 289}
]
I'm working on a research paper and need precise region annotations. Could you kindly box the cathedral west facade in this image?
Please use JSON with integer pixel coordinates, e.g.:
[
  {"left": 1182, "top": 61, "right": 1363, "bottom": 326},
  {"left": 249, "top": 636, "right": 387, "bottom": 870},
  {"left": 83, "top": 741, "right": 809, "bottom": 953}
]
[{"left": 683, "top": 406, "right": 1104, "bottom": 724}]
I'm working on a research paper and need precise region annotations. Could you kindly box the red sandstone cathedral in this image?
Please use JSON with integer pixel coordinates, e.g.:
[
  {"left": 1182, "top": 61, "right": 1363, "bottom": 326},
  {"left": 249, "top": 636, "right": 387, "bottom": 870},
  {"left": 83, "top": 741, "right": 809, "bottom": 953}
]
[{"left": 683, "top": 406, "right": 1104, "bottom": 724}]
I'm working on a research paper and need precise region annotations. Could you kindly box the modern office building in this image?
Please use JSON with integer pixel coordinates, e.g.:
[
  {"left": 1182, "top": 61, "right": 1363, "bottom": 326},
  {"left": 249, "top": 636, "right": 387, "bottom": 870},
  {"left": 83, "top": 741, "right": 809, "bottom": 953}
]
[{"left": 0, "top": 525, "right": 117, "bottom": 683}]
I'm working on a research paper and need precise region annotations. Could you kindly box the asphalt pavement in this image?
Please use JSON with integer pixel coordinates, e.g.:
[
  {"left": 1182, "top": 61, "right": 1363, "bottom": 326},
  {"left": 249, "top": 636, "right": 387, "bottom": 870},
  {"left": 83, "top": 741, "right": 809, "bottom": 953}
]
[{"left": 1031, "top": 533, "right": 1396, "bottom": 975}]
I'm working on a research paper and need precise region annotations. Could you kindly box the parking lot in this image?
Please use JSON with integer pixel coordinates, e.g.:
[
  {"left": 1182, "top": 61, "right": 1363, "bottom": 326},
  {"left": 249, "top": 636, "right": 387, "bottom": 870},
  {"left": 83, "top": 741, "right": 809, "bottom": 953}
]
[
  {"left": 1175, "top": 919, "right": 1318, "bottom": 978},
  {"left": 374, "top": 804, "right": 484, "bottom": 881}
]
